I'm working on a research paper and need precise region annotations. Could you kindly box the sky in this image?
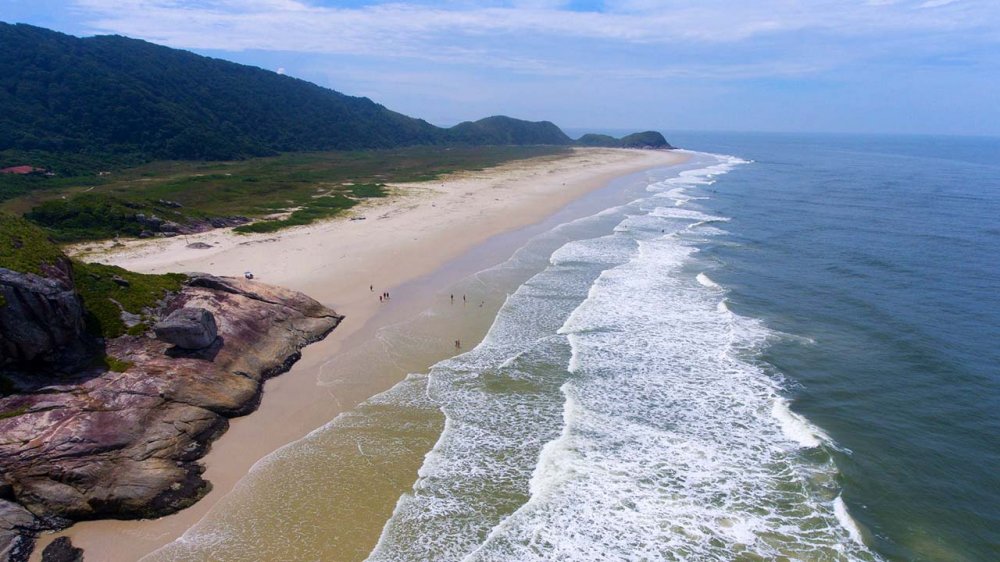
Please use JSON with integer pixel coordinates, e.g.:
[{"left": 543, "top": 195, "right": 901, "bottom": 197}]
[{"left": 5, "top": 0, "right": 1000, "bottom": 136}]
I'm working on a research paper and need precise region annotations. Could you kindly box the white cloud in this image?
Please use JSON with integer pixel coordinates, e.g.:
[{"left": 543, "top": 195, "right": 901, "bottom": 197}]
[{"left": 70, "top": 0, "right": 999, "bottom": 79}]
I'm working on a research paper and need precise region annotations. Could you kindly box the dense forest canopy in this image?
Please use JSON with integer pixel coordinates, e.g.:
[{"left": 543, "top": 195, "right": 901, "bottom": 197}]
[{"left": 0, "top": 22, "right": 671, "bottom": 174}]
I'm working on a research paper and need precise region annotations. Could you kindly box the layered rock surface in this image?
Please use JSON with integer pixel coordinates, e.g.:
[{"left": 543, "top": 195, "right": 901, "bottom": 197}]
[{"left": 0, "top": 274, "right": 341, "bottom": 560}]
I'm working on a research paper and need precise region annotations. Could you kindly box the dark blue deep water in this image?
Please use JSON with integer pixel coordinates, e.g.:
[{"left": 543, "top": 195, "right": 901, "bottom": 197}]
[{"left": 672, "top": 132, "right": 1000, "bottom": 561}]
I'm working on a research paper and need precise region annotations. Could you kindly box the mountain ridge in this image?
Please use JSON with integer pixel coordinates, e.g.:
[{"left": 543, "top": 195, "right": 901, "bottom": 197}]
[{"left": 0, "top": 22, "right": 671, "bottom": 174}]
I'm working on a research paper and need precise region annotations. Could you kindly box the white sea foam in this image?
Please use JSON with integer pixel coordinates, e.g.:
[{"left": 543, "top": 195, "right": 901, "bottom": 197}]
[
  {"left": 834, "top": 495, "right": 867, "bottom": 545},
  {"left": 697, "top": 272, "right": 722, "bottom": 289},
  {"left": 367, "top": 152, "right": 878, "bottom": 561},
  {"left": 772, "top": 396, "right": 827, "bottom": 448}
]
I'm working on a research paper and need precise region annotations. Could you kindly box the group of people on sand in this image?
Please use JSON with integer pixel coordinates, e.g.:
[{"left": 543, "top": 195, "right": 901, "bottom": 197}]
[
  {"left": 371, "top": 285, "right": 479, "bottom": 350},
  {"left": 371, "top": 285, "right": 391, "bottom": 303}
]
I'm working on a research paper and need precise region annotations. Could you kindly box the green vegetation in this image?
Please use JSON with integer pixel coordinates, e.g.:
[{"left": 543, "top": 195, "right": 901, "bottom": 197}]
[
  {"left": 577, "top": 131, "right": 673, "bottom": 149},
  {"left": 24, "top": 194, "right": 188, "bottom": 242},
  {"left": 348, "top": 183, "right": 388, "bottom": 198},
  {"left": 0, "top": 213, "right": 65, "bottom": 274},
  {"left": 447, "top": 116, "right": 571, "bottom": 145},
  {"left": 8, "top": 145, "right": 568, "bottom": 241},
  {"left": 0, "top": 22, "right": 673, "bottom": 243},
  {"left": 234, "top": 194, "right": 359, "bottom": 234},
  {"left": 0, "top": 23, "right": 668, "bottom": 174},
  {"left": 619, "top": 131, "right": 673, "bottom": 148},
  {"left": 72, "top": 261, "right": 186, "bottom": 338},
  {"left": 0, "top": 405, "right": 29, "bottom": 420},
  {"left": 576, "top": 134, "right": 621, "bottom": 147},
  {"left": 98, "top": 355, "right": 134, "bottom": 373},
  {"left": 0, "top": 23, "right": 440, "bottom": 166},
  {"left": 0, "top": 23, "right": 581, "bottom": 176}
]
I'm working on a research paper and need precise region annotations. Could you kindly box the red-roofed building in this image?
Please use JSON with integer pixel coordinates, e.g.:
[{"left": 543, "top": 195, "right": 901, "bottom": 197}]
[{"left": 0, "top": 166, "right": 46, "bottom": 175}]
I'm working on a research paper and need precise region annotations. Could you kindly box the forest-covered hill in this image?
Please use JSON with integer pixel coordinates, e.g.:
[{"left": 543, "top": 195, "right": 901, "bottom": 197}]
[{"left": 1, "top": 23, "right": 639, "bottom": 172}]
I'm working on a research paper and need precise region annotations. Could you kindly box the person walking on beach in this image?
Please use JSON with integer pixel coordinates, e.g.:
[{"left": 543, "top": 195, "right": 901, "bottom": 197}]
[
  {"left": 450, "top": 294, "right": 454, "bottom": 304},
  {"left": 370, "top": 284, "right": 373, "bottom": 292},
  {"left": 455, "top": 339, "right": 461, "bottom": 349}
]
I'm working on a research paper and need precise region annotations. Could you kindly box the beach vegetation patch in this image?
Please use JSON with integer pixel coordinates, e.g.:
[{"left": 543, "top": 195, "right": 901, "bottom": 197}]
[
  {"left": 97, "top": 355, "right": 134, "bottom": 373},
  {"left": 234, "top": 193, "right": 357, "bottom": 234},
  {"left": 349, "top": 183, "right": 388, "bottom": 198},
  {"left": 0, "top": 213, "right": 66, "bottom": 275},
  {"left": 73, "top": 261, "right": 186, "bottom": 338},
  {"left": 6, "top": 145, "right": 569, "bottom": 241}
]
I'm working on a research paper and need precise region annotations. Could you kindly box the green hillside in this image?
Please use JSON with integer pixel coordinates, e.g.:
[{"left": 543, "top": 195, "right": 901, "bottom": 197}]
[
  {"left": 0, "top": 23, "right": 441, "bottom": 166},
  {"left": 0, "top": 22, "right": 675, "bottom": 241},
  {"left": 449, "top": 116, "right": 572, "bottom": 146},
  {"left": 577, "top": 131, "right": 673, "bottom": 149},
  {"left": 0, "top": 23, "right": 589, "bottom": 173}
]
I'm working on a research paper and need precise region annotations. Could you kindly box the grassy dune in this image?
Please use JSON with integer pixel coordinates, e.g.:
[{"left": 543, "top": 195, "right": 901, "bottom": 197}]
[{"left": 2, "top": 146, "right": 570, "bottom": 241}]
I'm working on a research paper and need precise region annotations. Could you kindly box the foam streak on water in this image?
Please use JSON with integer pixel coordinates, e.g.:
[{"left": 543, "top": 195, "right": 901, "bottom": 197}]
[{"left": 369, "top": 153, "right": 879, "bottom": 561}]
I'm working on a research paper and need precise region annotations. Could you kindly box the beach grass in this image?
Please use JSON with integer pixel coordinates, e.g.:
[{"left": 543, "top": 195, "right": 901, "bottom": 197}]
[
  {"left": 72, "top": 261, "right": 187, "bottom": 338},
  {"left": 2, "top": 146, "right": 570, "bottom": 241}
]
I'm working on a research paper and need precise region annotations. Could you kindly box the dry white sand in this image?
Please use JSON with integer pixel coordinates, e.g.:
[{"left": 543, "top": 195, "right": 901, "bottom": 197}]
[{"left": 33, "top": 147, "right": 688, "bottom": 561}]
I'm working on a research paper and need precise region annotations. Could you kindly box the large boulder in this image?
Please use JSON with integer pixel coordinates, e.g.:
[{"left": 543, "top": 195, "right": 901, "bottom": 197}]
[
  {"left": 154, "top": 307, "right": 218, "bottom": 349},
  {"left": 0, "top": 268, "right": 87, "bottom": 367}
]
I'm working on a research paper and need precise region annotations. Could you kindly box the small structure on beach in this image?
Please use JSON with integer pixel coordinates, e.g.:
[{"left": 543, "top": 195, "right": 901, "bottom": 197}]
[{"left": 0, "top": 165, "right": 47, "bottom": 175}]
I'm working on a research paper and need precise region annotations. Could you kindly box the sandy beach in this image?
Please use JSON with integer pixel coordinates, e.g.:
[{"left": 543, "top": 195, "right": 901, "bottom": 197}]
[{"left": 31, "top": 147, "right": 687, "bottom": 561}]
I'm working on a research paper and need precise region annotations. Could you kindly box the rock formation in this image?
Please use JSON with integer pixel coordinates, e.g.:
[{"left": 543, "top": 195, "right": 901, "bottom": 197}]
[
  {"left": 0, "top": 268, "right": 87, "bottom": 367},
  {"left": 0, "top": 274, "right": 342, "bottom": 560},
  {"left": 154, "top": 307, "right": 218, "bottom": 349},
  {"left": 40, "top": 537, "right": 82, "bottom": 562},
  {"left": 0, "top": 501, "right": 40, "bottom": 562}
]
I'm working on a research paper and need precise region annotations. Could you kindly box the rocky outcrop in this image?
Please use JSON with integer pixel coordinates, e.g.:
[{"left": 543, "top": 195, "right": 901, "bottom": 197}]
[
  {"left": 135, "top": 214, "right": 249, "bottom": 239},
  {"left": 154, "top": 307, "right": 218, "bottom": 349},
  {"left": 0, "top": 267, "right": 88, "bottom": 368},
  {"left": 0, "top": 500, "right": 41, "bottom": 562},
  {"left": 0, "top": 275, "right": 341, "bottom": 543}
]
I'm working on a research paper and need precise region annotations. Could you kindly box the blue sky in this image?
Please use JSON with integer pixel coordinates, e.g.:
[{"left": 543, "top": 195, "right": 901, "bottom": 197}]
[{"left": 5, "top": 0, "right": 1000, "bottom": 135}]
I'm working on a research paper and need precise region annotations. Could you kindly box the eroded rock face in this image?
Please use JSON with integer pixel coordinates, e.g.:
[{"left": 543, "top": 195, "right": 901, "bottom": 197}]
[
  {"left": 0, "top": 267, "right": 87, "bottom": 368},
  {"left": 154, "top": 307, "right": 218, "bottom": 349},
  {"left": 0, "top": 275, "right": 341, "bottom": 529}
]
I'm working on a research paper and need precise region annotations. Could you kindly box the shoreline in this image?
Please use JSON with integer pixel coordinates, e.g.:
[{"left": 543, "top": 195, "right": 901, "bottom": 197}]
[{"left": 33, "top": 147, "right": 689, "bottom": 561}]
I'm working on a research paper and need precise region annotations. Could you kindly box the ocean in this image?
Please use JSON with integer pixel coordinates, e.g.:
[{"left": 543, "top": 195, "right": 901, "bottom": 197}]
[{"left": 150, "top": 133, "right": 999, "bottom": 561}]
